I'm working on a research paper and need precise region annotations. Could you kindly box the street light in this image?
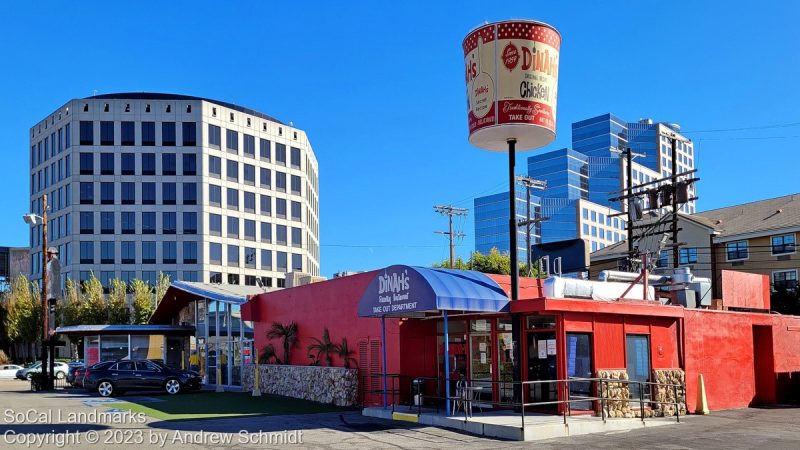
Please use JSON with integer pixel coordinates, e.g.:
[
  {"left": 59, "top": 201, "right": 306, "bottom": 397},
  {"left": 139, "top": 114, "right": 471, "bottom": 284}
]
[
  {"left": 22, "top": 213, "right": 44, "bottom": 226},
  {"left": 22, "top": 196, "right": 50, "bottom": 390}
]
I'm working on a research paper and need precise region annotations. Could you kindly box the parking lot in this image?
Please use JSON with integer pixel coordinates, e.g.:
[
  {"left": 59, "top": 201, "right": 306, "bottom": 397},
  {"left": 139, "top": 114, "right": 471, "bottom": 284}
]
[{"left": 2, "top": 379, "right": 800, "bottom": 449}]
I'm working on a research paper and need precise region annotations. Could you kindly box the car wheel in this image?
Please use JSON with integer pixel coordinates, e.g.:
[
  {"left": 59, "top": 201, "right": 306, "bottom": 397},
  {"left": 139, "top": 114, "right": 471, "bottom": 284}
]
[
  {"left": 97, "top": 381, "right": 114, "bottom": 397},
  {"left": 56, "top": 371, "right": 66, "bottom": 380},
  {"left": 165, "top": 378, "right": 181, "bottom": 395}
]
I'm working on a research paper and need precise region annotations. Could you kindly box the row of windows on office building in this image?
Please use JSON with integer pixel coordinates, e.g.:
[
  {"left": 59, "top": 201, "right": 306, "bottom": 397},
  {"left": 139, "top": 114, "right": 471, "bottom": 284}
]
[
  {"left": 206, "top": 124, "right": 302, "bottom": 169},
  {"left": 72, "top": 181, "right": 303, "bottom": 220},
  {"left": 33, "top": 120, "right": 305, "bottom": 171},
  {"left": 31, "top": 153, "right": 71, "bottom": 194},
  {"left": 31, "top": 123, "right": 70, "bottom": 168},
  {"left": 581, "top": 208, "right": 627, "bottom": 231},
  {"left": 33, "top": 152, "right": 304, "bottom": 198},
  {"left": 75, "top": 121, "right": 197, "bottom": 148},
  {"left": 72, "top": 271, "right": 284, "bottom": 290},
  {"left": 73, "top": 240, "right": 301, "bottom": 273}
]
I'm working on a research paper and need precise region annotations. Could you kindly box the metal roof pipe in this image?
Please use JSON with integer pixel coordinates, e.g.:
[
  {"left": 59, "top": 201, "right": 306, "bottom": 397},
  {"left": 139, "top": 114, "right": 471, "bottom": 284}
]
[{"left": 598, "top": 270, "right": 670, "bottom": 284}]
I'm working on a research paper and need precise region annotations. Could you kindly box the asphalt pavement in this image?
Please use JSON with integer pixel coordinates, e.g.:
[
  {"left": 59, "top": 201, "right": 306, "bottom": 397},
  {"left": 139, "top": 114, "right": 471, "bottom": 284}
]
[{"left": 1, "top": 379, "right": 799, "bottom": 449}]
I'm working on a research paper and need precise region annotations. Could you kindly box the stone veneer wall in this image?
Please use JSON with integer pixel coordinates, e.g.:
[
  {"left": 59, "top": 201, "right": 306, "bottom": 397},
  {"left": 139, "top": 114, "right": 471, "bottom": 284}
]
[
  {"left": 652, "top": 369, "right": 687, "bottom": 417},
  {"left": 597, "top": 369, "right": 635, "bottom": 418},
  {"left": 241, "top": 365, "right": 358, "bottom": 406}
]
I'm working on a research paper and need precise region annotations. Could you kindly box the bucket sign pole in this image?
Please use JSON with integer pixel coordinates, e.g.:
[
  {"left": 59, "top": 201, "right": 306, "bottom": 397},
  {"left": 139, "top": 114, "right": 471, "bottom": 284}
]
[{"left": 463, "top": 19, "right": 562, "bottom": 407}]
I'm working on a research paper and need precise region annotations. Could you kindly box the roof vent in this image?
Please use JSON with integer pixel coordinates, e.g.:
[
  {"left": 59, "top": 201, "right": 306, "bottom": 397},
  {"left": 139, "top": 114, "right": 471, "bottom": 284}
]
[{"left": 715, "top": 219, "right": 723, "bottom": 225}]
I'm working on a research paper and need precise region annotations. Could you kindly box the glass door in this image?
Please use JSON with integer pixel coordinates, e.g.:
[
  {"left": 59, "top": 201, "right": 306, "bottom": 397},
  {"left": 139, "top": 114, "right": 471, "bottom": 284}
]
[
  {"left": 497, "top": 319, "right": 515, "bottom": 404},
  {"left": 566, "top": 333, "right": 593, "bottom": 410},
  {"left": 626, "top": 335, "right": 651, "bottom": 403},
  {"left": 527, "top": 331, "right": 557, "bottom": 411},
  {"left": 469, "top": 334, "right": 492, "bottom": 403}
]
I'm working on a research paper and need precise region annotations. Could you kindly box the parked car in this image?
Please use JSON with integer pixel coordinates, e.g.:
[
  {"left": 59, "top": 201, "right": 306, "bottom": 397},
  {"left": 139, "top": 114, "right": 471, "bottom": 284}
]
[
  {"left": 83, "top": 359, "right": 201, "bottom": 397},
  {"left": 66, "top": 363, "right": 85, "bottom": 385},
  {"left": 15, "top": 362, "right": 69, "bottom": 380},
  {"left": 0, "top": 364, "right": 24, "bottom": 379}
]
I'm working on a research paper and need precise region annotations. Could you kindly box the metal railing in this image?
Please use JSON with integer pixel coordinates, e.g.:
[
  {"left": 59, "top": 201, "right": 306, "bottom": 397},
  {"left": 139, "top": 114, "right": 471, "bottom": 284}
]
[{"left": 362, "top": 374, "right": 686, "bottom": 429}]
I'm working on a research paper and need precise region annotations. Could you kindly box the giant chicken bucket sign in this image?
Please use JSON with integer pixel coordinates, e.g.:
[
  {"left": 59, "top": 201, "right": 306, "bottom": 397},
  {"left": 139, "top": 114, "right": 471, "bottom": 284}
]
[{"left": 464, "top": 20, "right": 561, "bottom": 151}]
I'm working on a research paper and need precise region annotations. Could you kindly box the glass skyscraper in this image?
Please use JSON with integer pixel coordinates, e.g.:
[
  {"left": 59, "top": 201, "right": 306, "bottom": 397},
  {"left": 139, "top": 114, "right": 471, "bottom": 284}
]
[{"left": 474, "top": 113, "right": 696, "bottom": 260}]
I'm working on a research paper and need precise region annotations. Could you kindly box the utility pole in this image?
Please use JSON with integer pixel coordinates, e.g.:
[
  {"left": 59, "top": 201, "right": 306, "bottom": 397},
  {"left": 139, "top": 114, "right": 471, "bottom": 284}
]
[
  {"left": 671, "top": 137, "right": 679, "bottom": 269},
  {"left": 434, "top": 205, "right": 468, "bottom": 268},
  {"left": 624, "top": 148, "right": 634, "bottom": 256},
  {"left": 516, "top": 176, "right": 547, "bottom": 276},
  {"left": 41, "top": 195, "right": 49, "bottom": 389}
]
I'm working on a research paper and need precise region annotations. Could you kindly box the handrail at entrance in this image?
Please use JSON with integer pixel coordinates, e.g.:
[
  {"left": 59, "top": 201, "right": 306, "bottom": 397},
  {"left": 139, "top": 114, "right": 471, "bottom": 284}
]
[{"left": 368, "top": 375, "right": 687, "bottom": 429}]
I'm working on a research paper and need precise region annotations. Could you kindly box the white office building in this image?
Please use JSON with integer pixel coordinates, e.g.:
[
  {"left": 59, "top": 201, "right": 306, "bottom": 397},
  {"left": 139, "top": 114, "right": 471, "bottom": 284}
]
[{"left": 29, "top": 93, "right": 320, "bottom": 291}]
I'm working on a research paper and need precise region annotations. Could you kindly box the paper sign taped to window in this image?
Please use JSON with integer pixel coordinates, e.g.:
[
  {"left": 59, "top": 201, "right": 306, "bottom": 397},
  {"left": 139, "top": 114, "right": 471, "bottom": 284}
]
[
  {"left": 537, "top": 340, "right": 547, "bottom": 359},
  {"left": 547, "top": 339, "right": 557, "bottom": 355},
  {"left": 480, "top": 352, "right": 487, "bottom": 364},
  {"left": 479, "top": 342, "right": 486, "bottom": 352}
]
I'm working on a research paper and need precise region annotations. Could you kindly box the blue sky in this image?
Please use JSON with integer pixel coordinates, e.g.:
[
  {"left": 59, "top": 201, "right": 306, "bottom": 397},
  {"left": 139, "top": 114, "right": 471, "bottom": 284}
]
[{"left": 1, "top": 1, "right": 798, "bottom": 277}]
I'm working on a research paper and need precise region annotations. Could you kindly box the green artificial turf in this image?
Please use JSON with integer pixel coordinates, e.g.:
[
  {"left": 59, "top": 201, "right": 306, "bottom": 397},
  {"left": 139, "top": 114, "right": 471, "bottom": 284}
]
[{"left": 113, "top": 391, "right": 349, "bottom": 421}]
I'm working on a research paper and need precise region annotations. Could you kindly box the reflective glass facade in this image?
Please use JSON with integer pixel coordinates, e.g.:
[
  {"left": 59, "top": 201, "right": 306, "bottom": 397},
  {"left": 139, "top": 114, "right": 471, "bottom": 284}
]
[{"left": 475, "top": 113, "right": 697, "bottom": 261}]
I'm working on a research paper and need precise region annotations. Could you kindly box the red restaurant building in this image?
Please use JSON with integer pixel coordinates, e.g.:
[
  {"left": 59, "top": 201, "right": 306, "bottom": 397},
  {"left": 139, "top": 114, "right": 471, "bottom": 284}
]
[{"left": 239, "top": 265, "right": 800, "bottom": 413}]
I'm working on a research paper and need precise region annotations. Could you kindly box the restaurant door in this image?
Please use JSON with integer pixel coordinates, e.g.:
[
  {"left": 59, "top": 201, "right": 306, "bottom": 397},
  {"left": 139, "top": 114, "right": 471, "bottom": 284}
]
[
  {"left": 469, "top": 333, "right": 492, "bottom": 404},
  {"left": 527, "top": 331, "right": 557, "bottom": 411}
]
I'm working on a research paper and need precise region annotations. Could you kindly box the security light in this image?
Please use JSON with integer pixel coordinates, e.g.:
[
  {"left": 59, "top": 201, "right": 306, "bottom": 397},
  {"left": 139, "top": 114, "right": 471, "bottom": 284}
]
[{"left": 22, "top": 214, "right": 43, "bottom": 225}]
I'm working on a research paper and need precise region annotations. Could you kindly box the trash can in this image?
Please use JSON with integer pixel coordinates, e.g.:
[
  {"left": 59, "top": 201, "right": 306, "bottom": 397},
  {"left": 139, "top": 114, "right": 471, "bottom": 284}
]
[{"left": 412, "top": 378, "right": 423, "bottom": 406}]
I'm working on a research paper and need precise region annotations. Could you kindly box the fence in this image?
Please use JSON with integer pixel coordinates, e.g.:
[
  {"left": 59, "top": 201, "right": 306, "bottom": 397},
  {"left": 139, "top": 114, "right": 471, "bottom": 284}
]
[{"left": 362, "top": 374, "right": 686, "bottom": 428}]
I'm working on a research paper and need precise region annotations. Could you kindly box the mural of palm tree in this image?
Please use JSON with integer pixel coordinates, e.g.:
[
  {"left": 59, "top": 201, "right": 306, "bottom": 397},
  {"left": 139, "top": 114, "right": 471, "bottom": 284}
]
[
  {"left": 308, "top": 328, "right": 336, "bottom": 366},
  {"left": 337, "top": 337, "right": 358, "bottom": 369},
  {"left": 267, "top": 321, "right": 298, "bottom": 365}
]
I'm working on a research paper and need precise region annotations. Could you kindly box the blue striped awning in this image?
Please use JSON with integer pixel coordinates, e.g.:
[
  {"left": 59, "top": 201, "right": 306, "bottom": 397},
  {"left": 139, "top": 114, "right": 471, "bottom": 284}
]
[{"left": 357, "top": 265, "right": 509, "bottom": 317}]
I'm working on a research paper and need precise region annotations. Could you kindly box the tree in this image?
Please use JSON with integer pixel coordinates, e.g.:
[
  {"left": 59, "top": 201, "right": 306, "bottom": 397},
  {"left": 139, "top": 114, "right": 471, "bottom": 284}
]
[
  {"left": 154, "top": 272, "right": 171, "bottom": 306},
  {"left": 433, "top": 248, "right": 539, "bottom": 277},
  {"left": 337, "top": 337, "right": 358, "bottom": 369},
  {"left": 267, "top": 322, "right": 298, "bottom": 365},
  {"left": 107, "top": 279, "right": 130, "bottom": 324},
  {"left": 58, "top": 279, "right": 82, "bottom": 360},
  {"left": 4, "top": 275, "right": 40, "bottom": 361},
  {"left": 80, "top": 273, "right": 107, "bottom": 324},
  {"left": 59, "top": 279, "right": 82, "bottom": 327},
  {"left": 432, "top": 256, "right": 471, "bottom": 270},
  {"left": 130, "top": 279, "right": 155, "bottom": 325},
  {"left": 307, "top": 328, "right": 336, "bottom": 366}
]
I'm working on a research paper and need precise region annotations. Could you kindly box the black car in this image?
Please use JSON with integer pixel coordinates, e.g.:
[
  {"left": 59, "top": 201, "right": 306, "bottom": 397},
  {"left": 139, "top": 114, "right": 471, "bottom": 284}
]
[
  {"left": 83, "top": 359, "right": 201, "bottom": 397},
  {"left": 66, "top": 362, "right": 85, "bottom": 385}
]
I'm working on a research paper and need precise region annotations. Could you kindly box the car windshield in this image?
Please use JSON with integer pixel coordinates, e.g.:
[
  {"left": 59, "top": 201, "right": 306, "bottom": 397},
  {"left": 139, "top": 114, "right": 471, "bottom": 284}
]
[{"left": 28, "top": 363, "right": 41, "bottom": 369}]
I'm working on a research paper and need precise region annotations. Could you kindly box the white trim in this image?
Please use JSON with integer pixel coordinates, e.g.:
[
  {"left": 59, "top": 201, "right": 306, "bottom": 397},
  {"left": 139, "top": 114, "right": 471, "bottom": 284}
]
[
  {"left": 725, "top": 240, "right": 750, "bottom": 262},
  {"left": 713, "top": 226, "right": 800, "bottom": 244},
  {"left": 770, "top": 233, "right": 797, "bottom": 257}
]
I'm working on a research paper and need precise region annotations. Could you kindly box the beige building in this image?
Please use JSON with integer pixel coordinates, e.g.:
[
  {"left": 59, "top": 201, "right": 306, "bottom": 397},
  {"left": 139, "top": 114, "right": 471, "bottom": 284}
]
[
  {"left": 590, "top": 193, "right": 799, "bottom": 301},
  {"left": 697, "top": 194, "right": 798, "bottom": 298},
  {"left": 589, "top": 213, "right": 718, "bottom": 280}
]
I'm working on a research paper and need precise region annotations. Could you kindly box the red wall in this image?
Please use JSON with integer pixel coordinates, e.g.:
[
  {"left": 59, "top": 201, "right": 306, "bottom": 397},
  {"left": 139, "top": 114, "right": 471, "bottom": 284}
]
[
  {"left": 721, "top": 270, "right": 771, "bottom": 310},
  {"left": 562, "top": 313, "right": 680, "bottom": 371},
  {"left": 241, "top": 271, "right": 402, "bottom": 402},
  {"left": 683, "top": 309, "right": 800, "bottom": 411}
]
